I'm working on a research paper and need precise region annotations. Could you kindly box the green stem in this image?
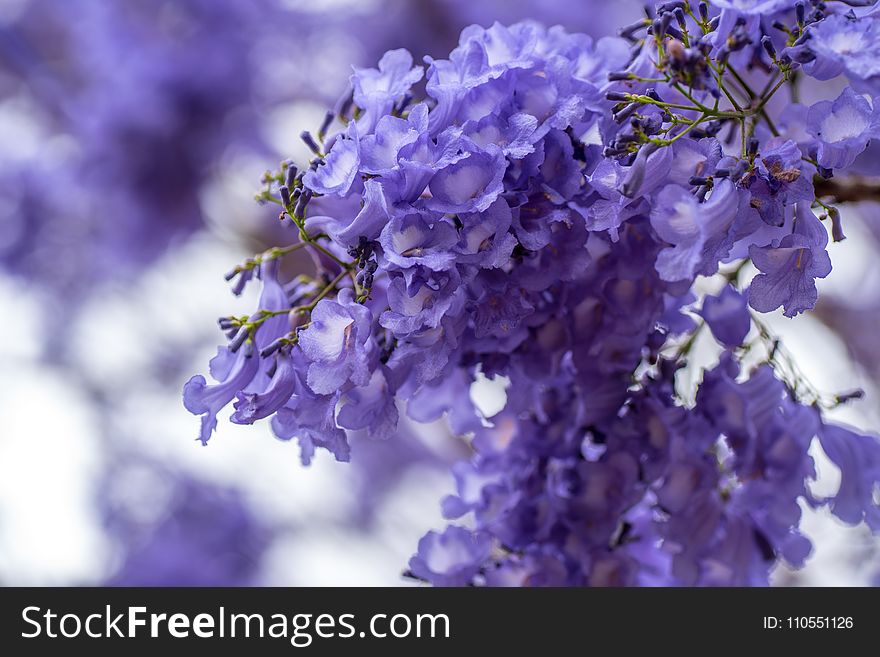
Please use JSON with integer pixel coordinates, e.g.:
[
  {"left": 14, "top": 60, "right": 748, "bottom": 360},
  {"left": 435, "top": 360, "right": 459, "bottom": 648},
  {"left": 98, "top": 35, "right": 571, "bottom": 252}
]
[
  {"left": 301, "top": 268, "right": 352, "bottom": 312},
  {"left": 651, "top": 114, "right": 708, "bottom": 146}
]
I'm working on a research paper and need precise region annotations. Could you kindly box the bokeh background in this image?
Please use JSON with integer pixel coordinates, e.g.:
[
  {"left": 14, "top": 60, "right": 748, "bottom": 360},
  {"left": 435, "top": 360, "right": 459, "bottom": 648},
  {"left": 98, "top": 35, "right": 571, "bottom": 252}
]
[{"left": 0, "top": 0, "right": 877, "bottom": 586}]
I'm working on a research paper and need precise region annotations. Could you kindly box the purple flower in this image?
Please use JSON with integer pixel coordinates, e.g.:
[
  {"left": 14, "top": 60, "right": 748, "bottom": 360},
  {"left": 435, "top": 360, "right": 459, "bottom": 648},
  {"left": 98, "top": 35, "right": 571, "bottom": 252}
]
[
  {"left": 747, "top": 138, "right": 814, "bottom": 227},
  {"left": 408, "top": 526, "right": 492, "bottom": 586},
  {"left": 336, "top": 366, "right": 399, "bottom": 440},
  {"left": 272, "top": 390, "right": 349, "bottom": 466},
  {"left": 471, "top": 272, "right": 534, "bottom": 341},
  {"left": 650, "top": 180, "right": 738, "bottom": 282},
  {"left": 303, "top": 124, "right": 360, "bottom": 196},
  {"left": 380, "top": 268, "right": 463, "bottom": 336},
  {"left": 800, "top": 14, "right": 880, "bottom": 89},
  {"left": 426, "top": 143, "right": 507, "bottom": 214},
  {"left": 711, "top": 0, "right": 799, "bottom": 13},
  {"left": 298, "top": 288, "right": 375, "bottom": 395},
  {"left": 807, "top": 87, "right": 880, "bottom": 170},
  {"left": 700, "top": 285, "right": 751, "bottom": 348},
  {"left": 463, "top": 112, "right": 539, "bottom": 159},
  {"left": 748, "top": 203, "right": 832, "bottom": 317},
  {"left": 817, "top": 422, "right": 880, "bottom": 531},
  {"left": 665, "top": 138, "right": 723, "bottom": 187},
  {"left": 359, "top": 104, "right": 429, "bottom": 175},
  {"left": 379, "top": 212, "right": 458, "bottom": 272},
  {"left": 187, "top": 12, "right": 880, "bottom": 587},
  {"left": 231, "top": 351, "right": 298, "bottom": 425},
  {"left": 105, "top": 473, "right": 269, "bottom": 587},
  {"left": 352, "top": 49, "right": 423, "bottom": 134},
  {"left": 332, "top": 178, "right": 391, "bottom": 247},
  {"left": 455, "top": 198, "right": 518, "bottom": 268},
  {"left": 184, "top": 264, "right": 289, "bottom": 444}
]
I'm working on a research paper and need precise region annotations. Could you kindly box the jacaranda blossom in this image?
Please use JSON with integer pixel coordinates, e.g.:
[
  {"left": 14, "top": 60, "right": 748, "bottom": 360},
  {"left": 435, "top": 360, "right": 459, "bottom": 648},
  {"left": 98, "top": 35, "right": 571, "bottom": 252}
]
[{"left": 187, "top": 2, "right": 880, "bottom": 586}]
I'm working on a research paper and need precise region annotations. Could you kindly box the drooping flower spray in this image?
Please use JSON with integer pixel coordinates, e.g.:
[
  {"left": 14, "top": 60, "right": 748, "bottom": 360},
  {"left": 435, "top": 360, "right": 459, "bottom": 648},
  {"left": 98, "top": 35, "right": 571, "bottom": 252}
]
[{"left": 187, "top": 1, "right": 880, "bottom": 585}]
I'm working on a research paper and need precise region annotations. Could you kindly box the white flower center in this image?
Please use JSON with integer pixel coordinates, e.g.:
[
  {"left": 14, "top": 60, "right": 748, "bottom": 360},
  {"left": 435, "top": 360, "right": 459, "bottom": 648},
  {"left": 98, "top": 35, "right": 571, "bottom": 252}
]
[{"left": 821, "top": 103, "right": 868, "bottom": 143}]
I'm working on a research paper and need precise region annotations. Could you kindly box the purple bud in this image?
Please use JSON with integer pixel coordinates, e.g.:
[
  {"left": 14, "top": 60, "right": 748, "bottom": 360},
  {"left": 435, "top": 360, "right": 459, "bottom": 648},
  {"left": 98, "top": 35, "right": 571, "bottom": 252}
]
[
  {"left": 790, "top": 48, "right": 816, "bottom": 64},
  {"left": 673, "top": 7, "right": 687, "bottom": 30},
  {"left": 666, "top": 26, "right": 684, "bottom": 41},
  {"left": 608, "top": 71, "right": 631, "bottom": 81},
  {"left": 698, "top": 1, "right": 709, "bottom": 21},
  {"left": 748, "top": 138, "right": 759, "bottom": 157},
  {"left": 792, "top": 31, "right": 811, "bottom": 47},
  {"left": 294, "top": 189, "right": 312, "bottom": 217},
  {"left": 335, "top": 89, "right": 354, "bottom": 118},
  {"left": 761, "top": 35, "right": 777, "bottom": 60},
  {"left": 318, "top": 111, "right": 335, "bottom": 140},
  {"left": 229, "top": 327, "right": 249, "bottom": 353},
  {"left": 279, "top": 185, "right": 291, "bottom": 208},
  {"left": 657, "top": 0, "right": 685, "bottom": 11},
  {"left": 300, "top": 131, "right": 322, "bottom": 156},
  {"left": 260, "top": 335, "right": 289, "bottom": 358},
  {"left": 606, "top": 91, "right": 632, "bottom": 102},
  {"left": 619, "top": 19, "right": 649, "bottom": 40},
  {"left": 731, "top": 159, "right": 749, "bottom": 180},
  {"left": 828, "top": 207, "right": 845, "bottom": 242},
  {"left": 652, "top": 14, "right": 672, "bottom": 39},
  {"left": 613, "top": 102, "right": 640, "bottom": 123},
  {"left": 284, "top": 164, "right": 298, "bottom": 189}
]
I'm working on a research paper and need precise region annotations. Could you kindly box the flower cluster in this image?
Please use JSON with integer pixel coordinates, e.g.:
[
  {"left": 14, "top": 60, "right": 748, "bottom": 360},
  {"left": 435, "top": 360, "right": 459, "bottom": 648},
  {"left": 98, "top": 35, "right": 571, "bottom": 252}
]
[
  {"left": 0, "top": 0, "right": 296, "bottom": 296},
  {"left": 187, "top": 1, "right": 880, "bottom": 585},
  {"left": 104, "top": 472, "right": 270, "bottom": 587}
]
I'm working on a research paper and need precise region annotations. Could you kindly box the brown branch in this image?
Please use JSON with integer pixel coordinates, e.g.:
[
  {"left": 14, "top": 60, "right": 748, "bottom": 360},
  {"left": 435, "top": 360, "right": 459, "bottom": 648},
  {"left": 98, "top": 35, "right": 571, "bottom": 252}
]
[{"left": 814, "top": 176, "right": 880, "bottom": 204}]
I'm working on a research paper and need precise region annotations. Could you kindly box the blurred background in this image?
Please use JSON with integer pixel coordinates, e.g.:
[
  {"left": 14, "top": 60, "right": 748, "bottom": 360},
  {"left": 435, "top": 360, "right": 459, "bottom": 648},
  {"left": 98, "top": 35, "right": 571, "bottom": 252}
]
[{"left": 0, "top": 0, "right": 877, "bottom": 586}]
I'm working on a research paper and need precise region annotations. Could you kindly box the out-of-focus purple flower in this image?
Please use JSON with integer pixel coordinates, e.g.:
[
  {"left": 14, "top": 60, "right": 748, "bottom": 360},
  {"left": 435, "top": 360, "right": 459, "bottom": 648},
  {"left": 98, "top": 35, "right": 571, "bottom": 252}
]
[
  {"left": 817, "top": 422, "right": 880, "bottom": 531},
  {"left": 105, "top": 473, "right": 269, "bottom": 587},
  {"left": 711, "top": 0, "right": 799, "bottom": 14},
  {"left": 700, "top": 285, "right": 751, "bottom": 348},
  {"left": 0, "top": 0, "right": 299, "bottom": 297},
  {"left": 807, "top": 87, "right": 880, "bottom": 170},
  {"left": 800, "top": 13, "right": 880, "bottom": 91},
  {"left": 408, "top": 526, "right": 491, "bottom": 586}
]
